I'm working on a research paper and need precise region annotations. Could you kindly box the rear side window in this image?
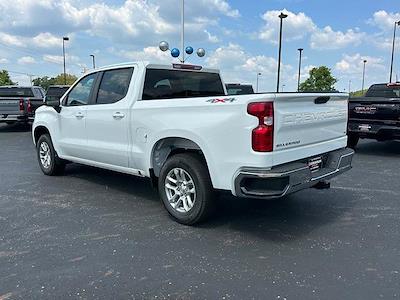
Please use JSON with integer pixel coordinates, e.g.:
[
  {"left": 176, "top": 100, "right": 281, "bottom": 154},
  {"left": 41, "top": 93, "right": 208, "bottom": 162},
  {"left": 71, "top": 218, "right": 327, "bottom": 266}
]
[
  {"left": 226, "top": 85, "right": 254, "bottom": 95},
  {"left": 0, "top": 87, "right": 34, "bottom": 97},
  {"left": 366, "top": 85, "right": 400, "bottom": 98},
  {"left": 96, "top": 68, "right": 133, "bottom": 105},
  {"left": 142, "top": 69, "right": 225, "bottom": 100}
]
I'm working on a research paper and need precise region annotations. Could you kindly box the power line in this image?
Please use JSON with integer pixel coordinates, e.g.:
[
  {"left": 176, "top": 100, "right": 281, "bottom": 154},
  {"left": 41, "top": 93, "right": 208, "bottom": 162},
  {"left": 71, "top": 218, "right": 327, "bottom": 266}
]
[{"left": 0, "top": 40, "right": 86, "bottom": 69}]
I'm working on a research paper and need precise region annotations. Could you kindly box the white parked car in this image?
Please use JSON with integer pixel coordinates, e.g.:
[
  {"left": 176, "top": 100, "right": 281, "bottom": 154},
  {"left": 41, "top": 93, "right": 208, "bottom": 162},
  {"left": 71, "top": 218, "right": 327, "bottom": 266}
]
[{"left": 33, "top": 62, "right": 354, "bottom": 224}]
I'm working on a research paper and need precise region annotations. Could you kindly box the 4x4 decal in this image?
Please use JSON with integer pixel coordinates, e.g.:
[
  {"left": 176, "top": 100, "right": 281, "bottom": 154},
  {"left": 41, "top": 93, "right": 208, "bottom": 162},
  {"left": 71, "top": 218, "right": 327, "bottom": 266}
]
[{"left": 206, "top": 97, "right": 236, "bottom": 104}]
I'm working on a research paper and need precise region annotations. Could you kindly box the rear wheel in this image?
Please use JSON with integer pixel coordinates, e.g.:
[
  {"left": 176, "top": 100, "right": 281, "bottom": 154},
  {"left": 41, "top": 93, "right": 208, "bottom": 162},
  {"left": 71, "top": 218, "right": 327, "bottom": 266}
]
[
  {"left": 347, "top": 134, "right": 359, "bottom": 149},
  {"left": 37, "top": 134, "right": 65, "bottom": 176},
  {"left": 158, "top": 153, "right": 215, "bottom": 225}
]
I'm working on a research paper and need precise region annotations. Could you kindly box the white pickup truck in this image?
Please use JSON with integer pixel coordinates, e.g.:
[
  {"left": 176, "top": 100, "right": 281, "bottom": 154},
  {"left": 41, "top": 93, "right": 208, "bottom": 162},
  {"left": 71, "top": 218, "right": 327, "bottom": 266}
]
[{"left": 33, "top": 62, "right": 354, "bottom": 224}]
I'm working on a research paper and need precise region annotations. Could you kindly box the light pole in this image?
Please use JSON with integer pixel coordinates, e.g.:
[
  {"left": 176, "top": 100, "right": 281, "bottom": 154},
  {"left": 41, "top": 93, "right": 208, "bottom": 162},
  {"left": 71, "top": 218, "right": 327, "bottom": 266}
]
[
  {"left": 256, "top": 72, "right": 262, "bottom": 93},
  {"left": 348, "top": 80, "right": 352, "bottom": 95},
  {"left": 297, "top": 48, "right": 303, "bottom": 92},
  {"left": 362, "top": 59, "right": 367, "bottom": 93},
  {"left": 277, "top": 12, "right": 288, "bottom": 93},
  {"left": 62, "top": 36, "right": 69, "bottom": 85},
  {"left": 281, "top": 84, "right": 286, "bottom": 93},
  {"left": 389, "top": 21, "right": 400, "bottom": 83},
  {"left": 181, "top": 0, "right": 185, "bottom": 63},
  {"left": 90, "top": 54, "right": 96, "bottom": 69}
]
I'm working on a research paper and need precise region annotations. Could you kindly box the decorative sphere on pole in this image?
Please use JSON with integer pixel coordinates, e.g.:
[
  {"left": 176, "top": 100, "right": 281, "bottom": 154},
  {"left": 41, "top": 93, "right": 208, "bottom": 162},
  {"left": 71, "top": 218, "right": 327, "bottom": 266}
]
[
  {"left": 185, "top": 46, "right": 194, "bottom": 55},
  {"left": 171, "top": 48, "right": 181, "bottom": 58},
  {"left": 159, "top": 41, "right": 169, "bottom": 52},
  {"left": 197, "top": 48, "right": 206, "bottom": 58}
]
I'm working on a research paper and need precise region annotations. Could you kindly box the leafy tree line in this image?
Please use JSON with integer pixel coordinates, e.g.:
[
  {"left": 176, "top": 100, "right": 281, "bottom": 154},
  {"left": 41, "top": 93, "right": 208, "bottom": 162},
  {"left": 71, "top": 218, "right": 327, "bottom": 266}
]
[
  {"left": 32, "top": 74, "right": 78, "bottom": 90},
  {"left": 0, "top": 69, "right": 77, "bottom": 89}
]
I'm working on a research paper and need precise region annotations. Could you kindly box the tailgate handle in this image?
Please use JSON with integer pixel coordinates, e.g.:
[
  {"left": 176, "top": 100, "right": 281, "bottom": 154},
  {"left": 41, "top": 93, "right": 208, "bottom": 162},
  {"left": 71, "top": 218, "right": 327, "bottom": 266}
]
[{"left": 314, "top": 96, "right": 330, "bottom": 104}]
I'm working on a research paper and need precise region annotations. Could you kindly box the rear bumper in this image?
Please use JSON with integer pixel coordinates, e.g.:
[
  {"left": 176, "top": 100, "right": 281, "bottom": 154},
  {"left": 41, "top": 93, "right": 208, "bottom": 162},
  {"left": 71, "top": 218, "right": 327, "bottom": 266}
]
[
  {"left": 0, "top": 114, "right": 33, "bottom": 123},
  {"left": 348, "top": 121, "right": 400, "bottom": 140},
  {"left": 234, "top": 148, "right": 354, "bottom": 199}
]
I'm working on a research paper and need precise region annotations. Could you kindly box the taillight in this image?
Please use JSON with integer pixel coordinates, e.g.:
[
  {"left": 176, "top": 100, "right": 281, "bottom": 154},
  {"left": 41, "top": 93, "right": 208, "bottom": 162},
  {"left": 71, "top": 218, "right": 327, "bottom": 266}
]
[
  {"left": 19, "top": 98, "right": 24, "bottom": 111},
  {"left": 247, "top": 102, "right": 274, "bottom": 152},
  {"left": 27, "top": 99, "right": 32, "bottom": 113}
]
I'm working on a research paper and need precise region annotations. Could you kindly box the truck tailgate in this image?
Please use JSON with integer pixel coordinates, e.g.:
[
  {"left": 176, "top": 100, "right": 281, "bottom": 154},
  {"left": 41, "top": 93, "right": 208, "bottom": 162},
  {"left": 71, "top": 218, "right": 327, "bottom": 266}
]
[
  {"left": 349, "top": 98, "right": 400, "bottom": 122},
  {"left": 0, "top": 97, "right": 22, "bottom": 115},
  {"left": 273, "top": 93, "right": 348, "bottom": 164}
]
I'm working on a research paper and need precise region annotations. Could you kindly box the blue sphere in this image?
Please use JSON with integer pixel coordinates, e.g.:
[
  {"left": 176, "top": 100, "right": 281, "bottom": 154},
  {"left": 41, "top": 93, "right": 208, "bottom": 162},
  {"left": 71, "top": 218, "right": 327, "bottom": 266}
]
[
  {"left": 171, "top": 48, "right": 180, "bottom": 58},
  {"left": 185, "top": 46, "right": 194, "bottom": 55}
]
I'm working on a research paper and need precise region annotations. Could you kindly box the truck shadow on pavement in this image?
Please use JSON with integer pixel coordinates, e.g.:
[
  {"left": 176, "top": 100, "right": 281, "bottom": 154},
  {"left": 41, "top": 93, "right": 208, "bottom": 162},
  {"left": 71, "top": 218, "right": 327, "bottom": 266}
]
[
  {"left": 201, "top": 190, "right": 356, "bottom": 242},
  {"left": 0, "top": 123, "right": 31, "bottom": 132},
  {"left": 355, "top": 140, "right": 400, "bottom": 157},
  {"left": 63, "top": 163, "right": 356, "bottom": 242}
]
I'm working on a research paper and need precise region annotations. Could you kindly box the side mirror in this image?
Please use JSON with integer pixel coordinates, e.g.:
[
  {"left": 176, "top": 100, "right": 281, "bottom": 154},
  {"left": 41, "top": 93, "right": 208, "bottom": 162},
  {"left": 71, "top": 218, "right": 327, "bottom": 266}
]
[{"left": 45, "top": 96, "right": 62, "bottom": 113}]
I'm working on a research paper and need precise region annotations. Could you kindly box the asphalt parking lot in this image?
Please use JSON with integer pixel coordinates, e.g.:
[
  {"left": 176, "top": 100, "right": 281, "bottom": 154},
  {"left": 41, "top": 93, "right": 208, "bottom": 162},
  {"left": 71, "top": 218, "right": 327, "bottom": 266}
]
[{"left": 0, "top": 123, "right": 399, "bottom": 299}]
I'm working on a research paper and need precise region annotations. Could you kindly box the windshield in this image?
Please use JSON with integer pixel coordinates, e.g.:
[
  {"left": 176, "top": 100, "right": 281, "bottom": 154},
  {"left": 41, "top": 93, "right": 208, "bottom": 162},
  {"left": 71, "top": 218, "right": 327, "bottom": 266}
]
[
  {"left": 226, "top": 85, "right": 254, "bottom": 95},
  {"left": 365, "top": 84, "right": 400, "bottom": 98},
  {"left": 142, "top": 69, "right": 225, "bottom": 100},
  {"left": 0, "top": 87, "right": 34, "bottom": 98},
  {"left": 46, "top": 87, "right": 70, "bottom": 97}
]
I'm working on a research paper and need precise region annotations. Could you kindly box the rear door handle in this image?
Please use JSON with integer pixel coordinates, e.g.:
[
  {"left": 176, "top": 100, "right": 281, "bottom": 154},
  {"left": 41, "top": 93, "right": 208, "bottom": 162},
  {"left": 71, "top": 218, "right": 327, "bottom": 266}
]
[
  {"left": 113, "top": 112, "right": 125, "bottom": 120},
  {"left": 75, "top": 112, "right": 85, "bottom": 119}
]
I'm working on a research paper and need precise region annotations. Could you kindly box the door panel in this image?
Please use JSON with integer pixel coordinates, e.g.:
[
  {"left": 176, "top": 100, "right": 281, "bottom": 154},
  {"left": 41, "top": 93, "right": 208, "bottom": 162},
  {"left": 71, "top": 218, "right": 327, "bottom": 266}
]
[
  {"left": 57, "top": 73, "right": 98, "bottom": 159},
  {"left": 85, "top": 68, "right": 133, "bottom": 167},
  {"left": 59, "top": 106, "right": 88, "bottom": 158}
]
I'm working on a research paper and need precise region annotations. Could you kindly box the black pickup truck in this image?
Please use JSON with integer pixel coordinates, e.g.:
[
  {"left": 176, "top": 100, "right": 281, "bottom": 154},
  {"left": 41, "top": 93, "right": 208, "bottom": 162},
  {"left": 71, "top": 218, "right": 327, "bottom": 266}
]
[
  {"left": 348, "top": 83, "right": 400, "bottom": 148},
  {"left": 0, "top": 86, "right": 45, "bottom": 125},
  {"left": 226, "top": 83, "right": 254, "bottom": 95}
]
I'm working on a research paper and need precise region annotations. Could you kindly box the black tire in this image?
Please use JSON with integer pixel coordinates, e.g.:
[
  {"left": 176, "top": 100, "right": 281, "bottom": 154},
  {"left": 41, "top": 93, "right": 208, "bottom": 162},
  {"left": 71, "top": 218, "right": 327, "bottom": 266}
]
[
  {"left": 158, "top": 153, "right": 215, "bottom": 225},
  {"left": 347, "top": 134, "right": 359, "bottom": 149},
  {"left": 37, "top": 134, "right": 65, "bottom": 176}
]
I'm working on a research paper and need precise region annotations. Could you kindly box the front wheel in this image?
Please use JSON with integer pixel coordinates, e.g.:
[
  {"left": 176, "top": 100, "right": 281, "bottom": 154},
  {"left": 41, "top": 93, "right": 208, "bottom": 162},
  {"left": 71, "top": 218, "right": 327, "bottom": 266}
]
[
  {"left": 158, "top": 153, "right": 215, "bottom": 225},
  {"left": 37, "top": 134, "right": 65, "bottom": 176}
]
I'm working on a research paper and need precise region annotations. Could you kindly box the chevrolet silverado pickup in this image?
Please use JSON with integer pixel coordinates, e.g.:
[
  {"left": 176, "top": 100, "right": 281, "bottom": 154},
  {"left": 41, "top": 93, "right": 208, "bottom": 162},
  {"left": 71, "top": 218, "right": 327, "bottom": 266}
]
[
  {"left": 32, "top": 62, "right": 354, "bottom": 224},
  {"left": 348, "top": 83, "right": 400, "bottom": 148},
  {"left": 0, "top": 86, "right": 45, "bottom": 125}
]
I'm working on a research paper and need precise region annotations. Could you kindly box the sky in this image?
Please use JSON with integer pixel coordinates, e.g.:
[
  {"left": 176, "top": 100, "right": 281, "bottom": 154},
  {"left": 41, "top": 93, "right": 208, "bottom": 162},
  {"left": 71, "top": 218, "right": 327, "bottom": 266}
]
[{"left": 0, "top": 0, "right": 399, "bottom": 92}]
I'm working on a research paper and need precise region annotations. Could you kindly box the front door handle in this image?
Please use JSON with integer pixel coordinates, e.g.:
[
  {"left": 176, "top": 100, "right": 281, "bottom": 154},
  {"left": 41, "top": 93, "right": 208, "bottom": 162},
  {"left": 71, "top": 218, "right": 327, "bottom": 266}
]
[
  {"left": 113, "top": 112, "right": 125, "bottom": 120},
  {"left": 75, "top": 112, "right": 84, "bottom": 119}
]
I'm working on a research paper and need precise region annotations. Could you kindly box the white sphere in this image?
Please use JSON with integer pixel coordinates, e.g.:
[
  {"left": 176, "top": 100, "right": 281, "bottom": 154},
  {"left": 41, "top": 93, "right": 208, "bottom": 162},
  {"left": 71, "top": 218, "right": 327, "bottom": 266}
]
[
  {"left": 159, "top": 41, "right": 169, "bottom": 52},
  {"left": 197, "top": 48, "right": 206, "bottom": 57}
]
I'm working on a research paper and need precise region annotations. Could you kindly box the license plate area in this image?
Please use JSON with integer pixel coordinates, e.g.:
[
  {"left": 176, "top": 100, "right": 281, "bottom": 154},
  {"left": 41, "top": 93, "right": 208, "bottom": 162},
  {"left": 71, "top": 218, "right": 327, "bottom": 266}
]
[
  {"left": 359, "top": 124, "right": 371, "bottom": 132},
  {"left": 308, "top": 156, "right": 323, "bottom": 173}
]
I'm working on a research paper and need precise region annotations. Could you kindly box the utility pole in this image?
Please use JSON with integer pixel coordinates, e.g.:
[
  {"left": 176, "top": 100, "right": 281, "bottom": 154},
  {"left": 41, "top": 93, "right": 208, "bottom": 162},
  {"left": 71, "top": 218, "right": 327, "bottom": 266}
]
[
  {"left": 348, "top": 80, "right": 351, "bottom": 94},
  {"left": 297, "top": 48, "right": 303, "bottom": 92},
  {"left": 90, "top": 54, "right": 96, "bottom": 69},
  {"left": 276, "top": 12, "right": 288, "bottom": 93},
  {"left": 62, "top": 36, "right": 69, "bottom": 85},
  {"left": 181, "top": 0, "right": 185, "bottom": 63},
  {"left": 362, "top": 60, "right": 367, "bottom": 93},
  {"left": 389, "top": 21, "right": 400, "bottom": 83},
  {"left": 256, "top": 72, "right": 261, "bottom": 93}
]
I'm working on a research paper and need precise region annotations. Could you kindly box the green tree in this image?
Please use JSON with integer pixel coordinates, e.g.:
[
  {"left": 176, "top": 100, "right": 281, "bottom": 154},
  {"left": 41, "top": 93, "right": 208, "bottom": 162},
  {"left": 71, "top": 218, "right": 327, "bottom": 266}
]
[
  {"left": 299, "top": 66, "right": 337, "bottom": 92},
  {"left": 32, "top": 73, "right": 78, "bottom": 90},
  {"left": 32, "top": 76, "right": 55, "bottom": 90},
  {"left": 0, "top": 70, "right": 16, "bottom": 86},
  {"left": 53, "top": 74, "right": 78, "bottom": 85}
]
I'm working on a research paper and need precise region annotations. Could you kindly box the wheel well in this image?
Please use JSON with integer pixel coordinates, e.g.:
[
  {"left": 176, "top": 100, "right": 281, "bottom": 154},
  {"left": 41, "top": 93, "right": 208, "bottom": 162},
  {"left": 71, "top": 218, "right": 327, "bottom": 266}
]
[
  {"left": 151, "top": 138, "right": 208, "bottom": 179},
  {"left": 34, "top": 126, "right": 50, "bottom": 144}
]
